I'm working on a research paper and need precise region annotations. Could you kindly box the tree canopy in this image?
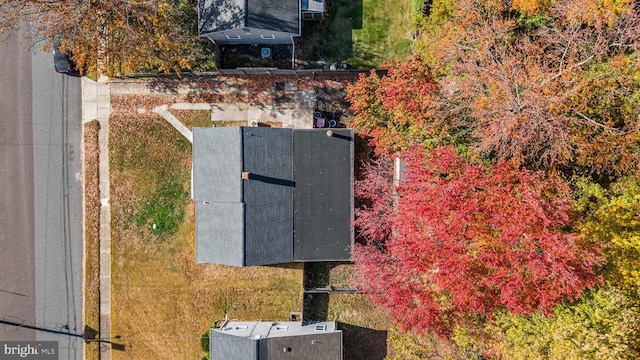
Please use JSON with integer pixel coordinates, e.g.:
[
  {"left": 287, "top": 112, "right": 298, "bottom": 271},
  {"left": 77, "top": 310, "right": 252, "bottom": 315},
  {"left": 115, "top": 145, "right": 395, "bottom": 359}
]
[
  {"left": 348, "top": 1, "right": 640, "bottom": 353},
  {"left": 352, "top": 147, "right": 604, "bottom": 337},
  {"left": 349, "top": 0, "right": 640, "bottom": 174},
  {"left": 578, "top": 177, "right": 640, "bottom": 294},
  {"left": 0, "top": 0, "right": 213, "bottom": 75},
  {"left": 490, "top": 287, "right": 640, "bottom": 360}
]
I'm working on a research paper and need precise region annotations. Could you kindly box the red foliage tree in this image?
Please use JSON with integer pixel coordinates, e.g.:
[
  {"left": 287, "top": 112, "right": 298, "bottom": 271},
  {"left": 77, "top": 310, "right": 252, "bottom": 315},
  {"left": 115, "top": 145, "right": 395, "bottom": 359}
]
[
  {"left": 352, "top": 147, "right": 604, "bottom": 337},
  {"left": 353, "top": 157, "right": 396, "bottom": 247}
]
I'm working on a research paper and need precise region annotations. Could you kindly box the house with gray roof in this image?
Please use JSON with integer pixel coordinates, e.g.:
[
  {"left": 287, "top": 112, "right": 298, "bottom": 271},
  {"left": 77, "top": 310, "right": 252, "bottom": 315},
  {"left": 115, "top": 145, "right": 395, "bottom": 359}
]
[
  {"left": 192, "top": 127, "right": 354, "bottom": 267},
  {"left": 198, "top": 0, "right": 326, "bottom": 45},
  {"left": 210, "top": 321, "right": 342, "bottom": 360}
]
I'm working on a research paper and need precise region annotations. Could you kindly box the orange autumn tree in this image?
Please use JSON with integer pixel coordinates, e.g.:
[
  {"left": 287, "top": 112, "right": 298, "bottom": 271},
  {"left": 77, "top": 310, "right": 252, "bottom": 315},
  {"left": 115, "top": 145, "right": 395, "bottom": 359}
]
[
  {"left": 347, "top": 56, "right": 441, "bottom": 156},
  {"left": 0, "top": 0, "right": 212, "bottom": 75},
  {"left": 435, "top": 0, "right": 640, "bottom": 172},
  {"left": 352, "top": 147, "right": 604, "bottom": 337},
  {"left": 349, "top": 0, "right": 640, "bottom": 175},
  {"left": 569, "top": 57, "right": 640, "bottom": 176}
]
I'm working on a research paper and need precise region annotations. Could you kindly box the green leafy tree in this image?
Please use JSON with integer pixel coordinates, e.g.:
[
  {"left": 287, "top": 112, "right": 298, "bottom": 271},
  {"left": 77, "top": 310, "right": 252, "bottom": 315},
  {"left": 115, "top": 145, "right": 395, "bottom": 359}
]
[
  {"left": 489, "top": 287, "right": 640, "bottom": 360},
  {"left": 578, "top": 177, "right": 640, "bottom": 293}
]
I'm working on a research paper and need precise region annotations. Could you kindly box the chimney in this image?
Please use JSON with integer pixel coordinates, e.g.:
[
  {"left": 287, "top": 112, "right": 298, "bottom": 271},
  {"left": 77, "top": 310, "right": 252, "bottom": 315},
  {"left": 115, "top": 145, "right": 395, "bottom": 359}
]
[
  {"left": 242, "top": 171, "right": 251, "bottom": 180},
  {"left": 326, "top": 130, "right": 334, "bottom": 137}
]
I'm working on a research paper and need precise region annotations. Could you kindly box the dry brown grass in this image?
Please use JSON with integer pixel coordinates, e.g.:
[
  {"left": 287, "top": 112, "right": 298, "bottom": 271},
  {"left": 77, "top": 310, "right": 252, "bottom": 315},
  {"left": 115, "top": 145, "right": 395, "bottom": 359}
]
[
  {"left": 109, "top": 99, "right": 302, "bottom": 359},
  {"left": 171, "top": 110, "right": 211, "bottom": 130},
  {"left": 212, "top": 120, "right": 247, "bottom": 127},
  {"left": 329, "top": 294, "right": 391, "bottom": 360},
  {"left": 83, "top": 120, "right": 101, "bottom": 359},
  {"left": 304, "top": 263, "right": 392, "bottom": 359},
  {"left": 110, "top": 94, "right": 182, "bottom": 116},
  {"left": 326, "top": 264, "right": 391, "bottom": 358},
  {"left": 328, "top": 294, "right": 390, "bottom": 330}
]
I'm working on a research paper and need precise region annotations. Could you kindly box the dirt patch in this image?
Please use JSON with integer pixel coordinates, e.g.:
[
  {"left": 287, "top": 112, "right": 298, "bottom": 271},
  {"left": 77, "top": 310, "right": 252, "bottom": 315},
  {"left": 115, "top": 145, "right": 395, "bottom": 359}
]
[{"left": 83, "top": 120, "right": 100, "bottom": 359}]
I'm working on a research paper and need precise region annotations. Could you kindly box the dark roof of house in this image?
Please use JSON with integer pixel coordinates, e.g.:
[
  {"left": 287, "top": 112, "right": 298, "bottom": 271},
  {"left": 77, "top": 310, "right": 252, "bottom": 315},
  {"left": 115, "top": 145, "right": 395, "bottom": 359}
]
[
  {"left": 199, "top": 0, "right": 300, "bottom": 36},
  {"left": 242, "top": 127, "right": 294, "bottom": 266},
  {"left": 293, "top": 130, "right": 353, "bottom": 261},
  {"left": 193, "top": 127, "right": 353, "bottom": 266}
]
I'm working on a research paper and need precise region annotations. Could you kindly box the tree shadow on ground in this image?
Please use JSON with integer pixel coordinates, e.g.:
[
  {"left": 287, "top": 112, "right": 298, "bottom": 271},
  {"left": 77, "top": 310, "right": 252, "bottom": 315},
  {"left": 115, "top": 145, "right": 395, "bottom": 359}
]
[
  {"left": 338, "top": 322, "right": 387, "bottom": 360},
  {"left": 303, "top": 292, "right": 329, "bottom": 321}
]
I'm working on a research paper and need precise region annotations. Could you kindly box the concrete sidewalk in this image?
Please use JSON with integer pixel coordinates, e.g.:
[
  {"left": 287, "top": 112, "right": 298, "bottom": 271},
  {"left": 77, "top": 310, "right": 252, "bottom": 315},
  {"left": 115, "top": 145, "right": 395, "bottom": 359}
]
[
  {"left": 81, "top": 76, "right": 112, "bottom": 360},
  {"left": 110, "top": 79, "right": 316, "bottom": 129}
]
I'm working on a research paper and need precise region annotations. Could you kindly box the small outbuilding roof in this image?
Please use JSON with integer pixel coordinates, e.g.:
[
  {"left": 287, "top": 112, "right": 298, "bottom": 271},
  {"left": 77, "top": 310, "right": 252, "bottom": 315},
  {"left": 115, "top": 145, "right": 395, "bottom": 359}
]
[{"left": 210, "top": 321, "right": 342, "bottom": 360}]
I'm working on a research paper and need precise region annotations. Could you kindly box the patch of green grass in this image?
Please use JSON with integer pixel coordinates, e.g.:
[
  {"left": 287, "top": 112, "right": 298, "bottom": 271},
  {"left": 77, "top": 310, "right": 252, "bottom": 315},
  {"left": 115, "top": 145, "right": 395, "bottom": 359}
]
[
  {"left": 351, "top": 0, "right": 413, "bottom": 67},
  {"left": 304, "top": 263, "right": 331, "bottom": 288},
  {"left": 304, "top": 293, "right": 330, "bottom": 321},
  {"left": 200, "top": 331, "right": 210, "bottom": 360},
  {"left": 133, "top": 176, "right": 187, "bottom": 237},
  {"left": 299, "top": 0, "right": 413, "bottom": 68}
]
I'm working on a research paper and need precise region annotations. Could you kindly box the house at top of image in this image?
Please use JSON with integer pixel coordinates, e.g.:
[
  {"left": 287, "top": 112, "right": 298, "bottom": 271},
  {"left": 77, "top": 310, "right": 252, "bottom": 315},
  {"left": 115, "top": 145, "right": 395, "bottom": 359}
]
[
  {"left": 209, "top": 321, "right": 342, "bottom": 360},
  {"left": 198, "top": 0, "right": 326, "bottom": 45},
  {"left": 192, "top": 126, "right": 354, "bottom": 267}
]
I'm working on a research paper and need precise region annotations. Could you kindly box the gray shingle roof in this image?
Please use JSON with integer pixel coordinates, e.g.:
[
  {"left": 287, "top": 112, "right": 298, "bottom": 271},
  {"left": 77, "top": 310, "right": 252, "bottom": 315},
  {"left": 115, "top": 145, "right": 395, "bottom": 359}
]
[
  {"left": 246, "top": 0, "right": 299, "bottom": 33},
  {"left": 199, "top": 0, "right": 299, "bottom": 35},
  {"left": 193, "top": 127, "right": 246, "bottom": 265},
  {"left": 193, "top": 127, "right": 294, "bottom": 266},
  {"left": 192, "top": 127, "right": 243, "bottom": 203},
  {"left": 210, "top": 330, "right": 259, "bottom": 359},
  {"left": 195, "top": 202, "right": 245, "bottom": 265},
  {"left": 193, "top": 127, "right": 353, "bottom": 266},
  {"left": 242, "top": 127, "right": 294, "bottom": 266}
]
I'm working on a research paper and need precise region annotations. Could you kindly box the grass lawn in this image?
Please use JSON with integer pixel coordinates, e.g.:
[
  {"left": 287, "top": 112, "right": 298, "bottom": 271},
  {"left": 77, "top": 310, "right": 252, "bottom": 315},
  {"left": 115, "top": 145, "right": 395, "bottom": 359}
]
[
  {"left": 108, "top": 100, "right": 303, "bottom": 359},
  {"left": 171, "top": 109, "right": 211, "bottom": 130},
  {"left": 298, "top": 0, "right": 413, "bottom": 68}
]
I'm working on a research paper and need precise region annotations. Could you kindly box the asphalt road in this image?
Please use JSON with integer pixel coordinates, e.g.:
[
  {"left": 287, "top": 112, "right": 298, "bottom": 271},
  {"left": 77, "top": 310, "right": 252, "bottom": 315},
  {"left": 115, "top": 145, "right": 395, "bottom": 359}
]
[
  {"left": 0, "top": 21, "right": 36, "bottom": 342},
  {"left": 0, "top": 23, "right": 83, "bottom": 360}
]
